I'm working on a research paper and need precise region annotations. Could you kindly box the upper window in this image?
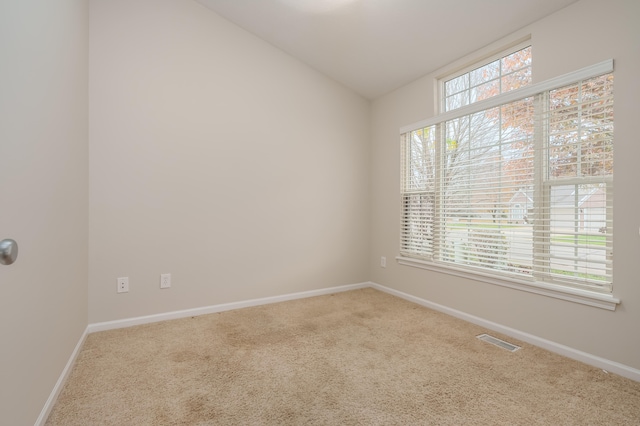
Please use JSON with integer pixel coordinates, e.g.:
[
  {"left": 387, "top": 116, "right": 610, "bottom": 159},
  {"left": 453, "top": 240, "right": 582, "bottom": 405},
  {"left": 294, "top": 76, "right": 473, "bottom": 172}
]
[
  {"left": 401, "top": 57, "right": 614, "bottom": 298},
  {"left": 442, "top": 45, "right": 532, "bottom": 112}
]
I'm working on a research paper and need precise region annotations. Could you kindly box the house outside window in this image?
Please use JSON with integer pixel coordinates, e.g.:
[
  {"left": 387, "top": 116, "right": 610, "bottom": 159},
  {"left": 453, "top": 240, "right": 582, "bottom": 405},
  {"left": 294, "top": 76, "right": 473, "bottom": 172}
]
[{"left": 400, "top": 47, "right": 614, "bottom": 297}]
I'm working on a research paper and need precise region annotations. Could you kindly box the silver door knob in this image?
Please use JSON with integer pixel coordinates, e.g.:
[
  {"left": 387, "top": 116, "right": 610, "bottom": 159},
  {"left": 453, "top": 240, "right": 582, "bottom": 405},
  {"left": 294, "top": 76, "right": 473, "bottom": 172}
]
[{"left": 0, "top": 239, "right": 18, "bottom": 265}]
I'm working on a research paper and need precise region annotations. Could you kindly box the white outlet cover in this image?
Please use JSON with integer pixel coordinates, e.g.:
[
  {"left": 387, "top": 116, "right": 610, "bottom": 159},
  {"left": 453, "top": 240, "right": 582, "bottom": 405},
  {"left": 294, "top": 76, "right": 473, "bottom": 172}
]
[
  {"left": 160, "top": 273, "right": 171, "bottom": 289},
  {"left": 117, "top": 277, "right": 129, "bottom": 293}
]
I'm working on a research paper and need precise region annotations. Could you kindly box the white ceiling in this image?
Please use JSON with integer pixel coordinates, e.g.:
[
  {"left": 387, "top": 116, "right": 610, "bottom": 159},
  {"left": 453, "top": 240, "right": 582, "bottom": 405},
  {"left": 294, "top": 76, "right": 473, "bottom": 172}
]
[{"left": 195, "top": 0, "right": 579, "bottom": 99}]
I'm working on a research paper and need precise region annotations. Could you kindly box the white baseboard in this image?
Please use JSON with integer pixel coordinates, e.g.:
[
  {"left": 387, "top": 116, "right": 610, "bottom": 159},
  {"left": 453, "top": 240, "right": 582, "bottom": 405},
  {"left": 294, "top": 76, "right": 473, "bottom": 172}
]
[
  {"left": 369, "top": 282, "right": 640, "bottom": 383},
  {"left": 87, "top": 282, "right": 370, "bottom": 333},
  {"left": 35, "top": 327, "right": 89, "bottom": 426}
]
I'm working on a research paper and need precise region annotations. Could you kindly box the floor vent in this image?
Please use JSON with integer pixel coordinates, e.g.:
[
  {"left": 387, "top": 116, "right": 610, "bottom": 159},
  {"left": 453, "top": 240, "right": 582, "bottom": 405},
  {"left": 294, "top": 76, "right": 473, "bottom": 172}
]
[{"left": 476, "top": 334, "right": 521, "bottom": 352}]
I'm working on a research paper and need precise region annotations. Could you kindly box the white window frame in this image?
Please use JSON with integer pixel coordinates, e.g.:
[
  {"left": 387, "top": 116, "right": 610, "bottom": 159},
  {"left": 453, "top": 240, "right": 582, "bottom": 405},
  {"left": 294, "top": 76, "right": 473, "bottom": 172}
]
[
  {"left": 438, "top": 40, "right": 532, "bottom": 114},
  {"left": 399, "top": 60, "right": 619, "bottom": 311}
]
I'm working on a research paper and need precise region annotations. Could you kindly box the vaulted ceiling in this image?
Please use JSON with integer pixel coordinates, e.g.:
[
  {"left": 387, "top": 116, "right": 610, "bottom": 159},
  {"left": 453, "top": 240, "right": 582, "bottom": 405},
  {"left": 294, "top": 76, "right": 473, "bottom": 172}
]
[{"left": 195, "top": 0, "right": 579, "bottom": 99}]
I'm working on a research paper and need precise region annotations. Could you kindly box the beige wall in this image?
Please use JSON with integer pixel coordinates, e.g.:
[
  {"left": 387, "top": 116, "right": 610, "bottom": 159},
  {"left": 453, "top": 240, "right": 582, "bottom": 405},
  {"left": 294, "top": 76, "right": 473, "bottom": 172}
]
[
  {"left": 88, "top": 0, "right": 371, "bottom": 323},
  {"left": 0, "top": 1, "right": 89, "bottom": 424},
  {"left": 370, "top": 0, "right": 640, "bottom": 370}
]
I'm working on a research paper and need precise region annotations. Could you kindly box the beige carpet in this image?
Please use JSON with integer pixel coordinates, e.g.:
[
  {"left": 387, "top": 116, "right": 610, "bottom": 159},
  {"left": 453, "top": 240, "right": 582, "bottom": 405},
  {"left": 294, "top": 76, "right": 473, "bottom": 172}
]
[{"left": 46, "top": 288, "right": 640, "bottom": 425}]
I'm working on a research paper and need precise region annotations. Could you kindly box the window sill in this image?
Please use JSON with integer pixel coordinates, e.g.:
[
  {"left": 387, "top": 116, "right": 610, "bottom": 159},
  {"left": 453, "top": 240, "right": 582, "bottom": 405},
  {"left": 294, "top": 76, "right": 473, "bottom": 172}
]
[{"left": 395, "top": 256, "right": 620, "bottom": 311}]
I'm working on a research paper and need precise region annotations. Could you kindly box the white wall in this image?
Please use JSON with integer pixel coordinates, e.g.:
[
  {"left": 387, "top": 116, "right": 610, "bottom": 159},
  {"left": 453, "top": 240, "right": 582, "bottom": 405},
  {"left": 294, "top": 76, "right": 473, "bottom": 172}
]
[
  {"left": 89, "top": 0, "right": 371, "bottom": 323},
  {"left": 0, "top": 1, "right": 89, "bottom": 424},
  {"left": 370, "top": 0, "right": 640, "bottom": 370}
]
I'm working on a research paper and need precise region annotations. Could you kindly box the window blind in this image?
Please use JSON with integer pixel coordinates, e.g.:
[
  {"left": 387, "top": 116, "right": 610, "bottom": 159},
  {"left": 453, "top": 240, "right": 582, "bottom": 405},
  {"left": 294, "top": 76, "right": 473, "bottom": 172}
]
[{"left": 401, "top": 62, "right": 614, "bottom": 294}]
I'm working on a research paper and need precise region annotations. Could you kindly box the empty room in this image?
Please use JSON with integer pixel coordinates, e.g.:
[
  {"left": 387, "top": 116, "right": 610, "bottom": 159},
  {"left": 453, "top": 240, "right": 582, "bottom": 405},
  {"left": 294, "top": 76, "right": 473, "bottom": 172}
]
[{"left": 1, "top": 0, "right": 639, "bottom": 424}]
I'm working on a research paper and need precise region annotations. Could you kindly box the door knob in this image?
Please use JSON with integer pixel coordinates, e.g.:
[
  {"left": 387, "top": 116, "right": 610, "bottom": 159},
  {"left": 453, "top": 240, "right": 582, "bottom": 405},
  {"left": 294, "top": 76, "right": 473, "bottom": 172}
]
[{"left": 0, "top": 239, "right": 18, "bottom": 265}]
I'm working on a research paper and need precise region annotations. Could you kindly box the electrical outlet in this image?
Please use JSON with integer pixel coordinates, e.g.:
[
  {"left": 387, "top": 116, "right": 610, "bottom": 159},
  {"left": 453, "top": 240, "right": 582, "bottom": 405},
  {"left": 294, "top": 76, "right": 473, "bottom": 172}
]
[
  {"left": 117, "top": 277, "right": 129, "bottom": 293},
  {"left": 160, "top": 273, "right": 171, "bottom": 289},
  {"left": 381, "top": 256, "right": 386, "bottom": 268}
]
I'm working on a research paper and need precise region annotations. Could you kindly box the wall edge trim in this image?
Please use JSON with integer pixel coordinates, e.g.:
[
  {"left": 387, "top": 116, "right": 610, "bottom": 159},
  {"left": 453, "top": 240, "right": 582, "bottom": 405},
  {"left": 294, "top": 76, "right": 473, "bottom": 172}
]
[
  {"left": 87, "top": 282, "right": 370, "bottom": 333},
  {"left": 370, "top": 282, "right": 640, "bottom": 382},
  {"left": 35, "top": 326, "right": 89, "bottom": 426}
]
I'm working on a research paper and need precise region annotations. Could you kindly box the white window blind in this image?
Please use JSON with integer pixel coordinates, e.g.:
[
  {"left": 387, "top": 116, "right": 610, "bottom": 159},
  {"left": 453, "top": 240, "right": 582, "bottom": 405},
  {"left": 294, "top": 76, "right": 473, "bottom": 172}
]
[{"left": 401, "top": 61, "right": 614, "bottom": 294}]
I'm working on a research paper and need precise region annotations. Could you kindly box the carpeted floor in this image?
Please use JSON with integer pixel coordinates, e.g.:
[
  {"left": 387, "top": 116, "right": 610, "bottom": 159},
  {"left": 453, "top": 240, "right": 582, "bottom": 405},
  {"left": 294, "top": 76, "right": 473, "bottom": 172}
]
[{"left": 46, "top": 288, "right": 640, "bottom": 425}]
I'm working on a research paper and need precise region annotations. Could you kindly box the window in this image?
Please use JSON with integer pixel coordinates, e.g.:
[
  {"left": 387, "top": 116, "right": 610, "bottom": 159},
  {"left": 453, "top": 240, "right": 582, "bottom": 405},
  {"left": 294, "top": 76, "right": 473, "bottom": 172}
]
[
  {"left": 442, "top": 44, "right": 532, "bottom": 112},
  {"left": 400, "top": 59, "right": 614, "bottom": 301}
]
